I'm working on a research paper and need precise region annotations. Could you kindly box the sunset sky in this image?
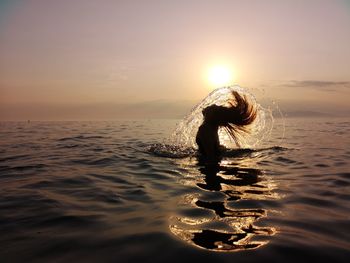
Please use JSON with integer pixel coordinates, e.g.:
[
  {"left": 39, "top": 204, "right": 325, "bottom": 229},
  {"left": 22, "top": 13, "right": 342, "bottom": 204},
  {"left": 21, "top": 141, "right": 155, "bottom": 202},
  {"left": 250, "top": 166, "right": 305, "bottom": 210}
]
[{"left": 0, "top": 0, "right": 349, "bottom": 120}]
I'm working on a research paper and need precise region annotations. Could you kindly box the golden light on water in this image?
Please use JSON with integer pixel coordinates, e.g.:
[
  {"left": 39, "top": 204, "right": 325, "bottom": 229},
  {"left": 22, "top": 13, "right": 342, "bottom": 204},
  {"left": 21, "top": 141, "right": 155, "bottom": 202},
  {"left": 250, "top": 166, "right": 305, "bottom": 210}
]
[
  {"left": 169, "top": 157, "right": 280, "bottom": 252},
  {"left": 208, "top": 65, "right": 233, "bottom": 87}
]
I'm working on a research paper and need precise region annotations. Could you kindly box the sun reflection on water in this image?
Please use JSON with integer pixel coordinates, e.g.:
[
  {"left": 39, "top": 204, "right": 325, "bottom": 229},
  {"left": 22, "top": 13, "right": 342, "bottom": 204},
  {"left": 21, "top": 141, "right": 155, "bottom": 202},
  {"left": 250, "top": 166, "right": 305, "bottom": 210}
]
[{"left": 169, "top": 156, "right": 281, "bottom": 252}]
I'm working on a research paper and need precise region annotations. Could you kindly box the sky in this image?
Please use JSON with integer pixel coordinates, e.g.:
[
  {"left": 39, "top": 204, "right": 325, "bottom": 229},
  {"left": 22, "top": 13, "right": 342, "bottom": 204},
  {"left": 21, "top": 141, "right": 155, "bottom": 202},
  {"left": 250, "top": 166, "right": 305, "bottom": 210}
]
[{"left": 0, "top": 0, "right": 349, "bottom": 120}]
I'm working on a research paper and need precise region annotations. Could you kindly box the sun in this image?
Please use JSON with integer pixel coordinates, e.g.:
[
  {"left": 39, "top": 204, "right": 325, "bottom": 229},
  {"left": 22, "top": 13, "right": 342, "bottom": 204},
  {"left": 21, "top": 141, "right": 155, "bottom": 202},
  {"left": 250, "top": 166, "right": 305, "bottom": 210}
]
[{"left": 208, "top": 65, "right": 233, "bottom": 87}]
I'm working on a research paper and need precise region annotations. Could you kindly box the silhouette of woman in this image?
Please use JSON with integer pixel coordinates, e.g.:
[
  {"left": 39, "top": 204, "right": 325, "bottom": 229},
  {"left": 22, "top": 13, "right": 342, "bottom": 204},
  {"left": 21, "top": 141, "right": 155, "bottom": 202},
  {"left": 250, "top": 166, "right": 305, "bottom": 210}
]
[{"left": 196, "top": 91, "right": 257, "bottom": 161}]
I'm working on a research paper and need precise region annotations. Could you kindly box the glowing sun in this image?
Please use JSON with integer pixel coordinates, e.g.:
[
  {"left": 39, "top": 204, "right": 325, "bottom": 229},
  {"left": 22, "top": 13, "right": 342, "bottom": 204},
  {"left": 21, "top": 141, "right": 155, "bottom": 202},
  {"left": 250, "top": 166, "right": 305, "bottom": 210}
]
[{"left": 208, "top": 65, "right": 233, "bottom": 87}]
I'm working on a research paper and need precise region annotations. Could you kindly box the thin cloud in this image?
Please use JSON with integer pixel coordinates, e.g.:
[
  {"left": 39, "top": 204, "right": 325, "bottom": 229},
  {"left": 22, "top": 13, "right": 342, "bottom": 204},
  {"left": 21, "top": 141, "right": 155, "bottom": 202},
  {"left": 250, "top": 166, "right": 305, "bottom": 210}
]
[{"left": 282, "top": 80, "right": 350, "bottom": 91}]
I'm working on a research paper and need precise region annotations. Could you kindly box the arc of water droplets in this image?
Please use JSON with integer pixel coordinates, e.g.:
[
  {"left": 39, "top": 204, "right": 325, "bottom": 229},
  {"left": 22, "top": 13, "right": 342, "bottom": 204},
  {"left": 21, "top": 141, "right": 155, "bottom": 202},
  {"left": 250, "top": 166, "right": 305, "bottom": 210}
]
[{"left": 168, "top": 85, "right": 276, "bottom": 150}]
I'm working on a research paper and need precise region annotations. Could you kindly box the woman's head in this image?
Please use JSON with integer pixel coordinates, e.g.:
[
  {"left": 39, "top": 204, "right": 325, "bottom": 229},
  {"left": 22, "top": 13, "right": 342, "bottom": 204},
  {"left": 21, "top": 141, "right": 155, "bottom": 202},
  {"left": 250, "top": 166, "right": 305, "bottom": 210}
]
[{"left": 202, "top": 105, "right": 226, "bottom": 124}]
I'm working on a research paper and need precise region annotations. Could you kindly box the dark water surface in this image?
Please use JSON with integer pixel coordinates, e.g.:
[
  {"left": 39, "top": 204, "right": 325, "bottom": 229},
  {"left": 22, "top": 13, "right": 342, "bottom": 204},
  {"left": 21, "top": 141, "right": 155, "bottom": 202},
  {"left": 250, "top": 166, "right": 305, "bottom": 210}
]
[{"left": 0, "top": 118, "right": 349, "bottom": 262}]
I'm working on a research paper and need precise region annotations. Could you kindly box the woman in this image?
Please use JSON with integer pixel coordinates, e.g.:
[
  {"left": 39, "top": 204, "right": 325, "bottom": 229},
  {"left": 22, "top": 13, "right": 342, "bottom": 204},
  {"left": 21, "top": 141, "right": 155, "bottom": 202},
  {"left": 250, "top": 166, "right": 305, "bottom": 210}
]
[{"left": 196, "top": 91, "right": 257, "bottom": 161}]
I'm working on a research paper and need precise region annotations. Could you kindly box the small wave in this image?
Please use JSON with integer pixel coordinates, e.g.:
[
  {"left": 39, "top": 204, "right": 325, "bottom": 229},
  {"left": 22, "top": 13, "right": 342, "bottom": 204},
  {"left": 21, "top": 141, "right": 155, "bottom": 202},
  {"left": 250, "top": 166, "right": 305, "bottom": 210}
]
[
  {"left": 224, "top": 146, "right": 287, "bottom": 157},
  {"left": 147, "top": 143, "right": 196, "bottom": 158},
  {"left": 0, "top": 154, "right": 30, "bottom": 163},
  {"left": 147, "top": 143, "right": 288, "bottom": 159},
  {"left": 169, "top": 225, "right": 273, "bottom": 252},
  {"left": 70, "top": 156, "right": 119, "bottom": 166},
  {"left": 2, "top": 163, "right": 47, "bottom": 172},
  {"left": 39, "top": 214, "right": 103, "bottom": 228},
  {"left": 56, "top": 143, "right": 80, "bottom": 149},
  {"left": 58, "top": 135, "right": 105, "bottom": 142}
]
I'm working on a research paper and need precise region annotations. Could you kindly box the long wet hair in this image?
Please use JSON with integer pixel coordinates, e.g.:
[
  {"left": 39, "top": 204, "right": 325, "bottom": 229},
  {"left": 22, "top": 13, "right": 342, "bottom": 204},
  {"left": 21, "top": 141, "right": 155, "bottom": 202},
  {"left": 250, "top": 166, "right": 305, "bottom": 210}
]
[{"left": 207, "top": 91, "right": 258, "bottom": 147}]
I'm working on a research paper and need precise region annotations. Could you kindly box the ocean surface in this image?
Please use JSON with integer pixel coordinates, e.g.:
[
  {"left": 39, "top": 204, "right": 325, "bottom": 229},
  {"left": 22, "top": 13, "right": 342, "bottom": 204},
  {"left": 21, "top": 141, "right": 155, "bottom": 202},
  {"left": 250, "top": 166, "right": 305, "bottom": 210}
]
[{"left": 0, "top": 118, "right": 349, "bottom": 262}]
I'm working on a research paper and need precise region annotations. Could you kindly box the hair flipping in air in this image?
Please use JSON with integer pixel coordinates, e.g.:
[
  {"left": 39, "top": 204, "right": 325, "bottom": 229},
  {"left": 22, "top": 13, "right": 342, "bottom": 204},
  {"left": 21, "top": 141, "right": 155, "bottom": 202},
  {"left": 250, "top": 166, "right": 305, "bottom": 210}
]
[{"left": 219, "top": 91, "right": 258, "bottom": 147}]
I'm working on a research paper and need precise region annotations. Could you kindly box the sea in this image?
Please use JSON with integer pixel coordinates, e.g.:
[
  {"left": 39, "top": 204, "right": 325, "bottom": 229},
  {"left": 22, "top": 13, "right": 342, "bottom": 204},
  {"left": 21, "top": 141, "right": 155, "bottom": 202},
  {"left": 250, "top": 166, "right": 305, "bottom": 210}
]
[{"left": 0, "top": 117, "right": 349, "bottom": 262}]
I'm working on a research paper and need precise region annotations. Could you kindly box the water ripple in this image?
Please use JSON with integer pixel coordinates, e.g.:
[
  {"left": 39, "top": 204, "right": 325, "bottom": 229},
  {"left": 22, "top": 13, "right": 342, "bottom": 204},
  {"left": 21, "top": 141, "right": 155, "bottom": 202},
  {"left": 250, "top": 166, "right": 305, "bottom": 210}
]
[{"left": 0, "top": 119, "right": 349, "bottom": 262}]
